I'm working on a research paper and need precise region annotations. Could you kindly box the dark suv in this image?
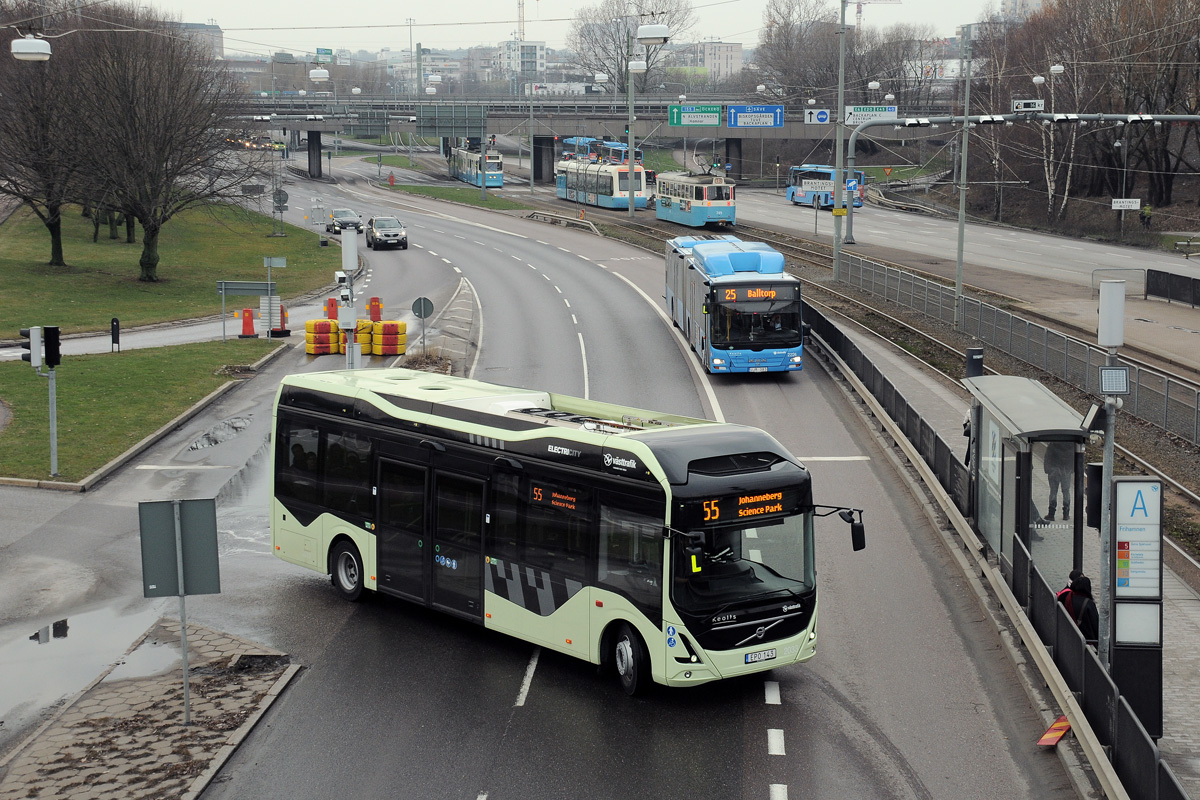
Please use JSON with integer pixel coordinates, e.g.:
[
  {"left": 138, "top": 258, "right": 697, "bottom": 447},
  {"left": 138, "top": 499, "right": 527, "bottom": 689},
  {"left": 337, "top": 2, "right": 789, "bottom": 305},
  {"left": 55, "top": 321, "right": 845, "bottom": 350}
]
[
  {"left": 326, "top": 208, "right": 362, "bottom": 234},
  {"left": 365, "top": 216, "right": 408, "bottom": 250}
]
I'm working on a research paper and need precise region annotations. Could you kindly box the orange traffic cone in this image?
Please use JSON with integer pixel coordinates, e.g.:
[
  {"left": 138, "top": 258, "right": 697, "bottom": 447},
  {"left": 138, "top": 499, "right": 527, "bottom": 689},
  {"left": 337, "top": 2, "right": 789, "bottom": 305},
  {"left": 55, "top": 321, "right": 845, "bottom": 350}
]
[
  {"left": 325, "top": 297, "right": 339, "bottom": 319},
  {"left": 238, "top": 308, "right": 259, "bottom": 338}
]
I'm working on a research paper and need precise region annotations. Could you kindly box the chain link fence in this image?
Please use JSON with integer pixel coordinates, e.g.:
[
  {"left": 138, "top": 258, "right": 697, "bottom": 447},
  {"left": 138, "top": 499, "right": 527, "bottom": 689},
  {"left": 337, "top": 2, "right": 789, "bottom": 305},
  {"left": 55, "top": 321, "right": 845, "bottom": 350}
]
[{"left": 842, "top": 253, "right": 1200, "bottom": 447}]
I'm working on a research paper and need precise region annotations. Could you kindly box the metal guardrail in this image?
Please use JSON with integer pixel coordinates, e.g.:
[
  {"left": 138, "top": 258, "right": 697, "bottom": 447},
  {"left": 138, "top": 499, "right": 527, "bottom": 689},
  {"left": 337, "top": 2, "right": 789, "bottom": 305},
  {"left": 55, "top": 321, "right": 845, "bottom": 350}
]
[
  {"left": 804, "top": 298, "right": 1189, "bottom": 800},
  {"left": 840, "top": 254, "right": 1200, "bottom": 447},
  {"left": 524, "top": 211, "right": 600, "bottom": 236},
  {"left": 1148, "top": 269, "right": 1200, "bottom": 307}
]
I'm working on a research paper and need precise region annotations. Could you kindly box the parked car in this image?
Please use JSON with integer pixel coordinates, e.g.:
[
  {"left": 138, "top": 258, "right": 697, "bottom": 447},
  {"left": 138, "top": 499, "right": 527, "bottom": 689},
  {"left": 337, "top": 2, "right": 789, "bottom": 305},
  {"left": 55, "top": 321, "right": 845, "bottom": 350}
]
[
  {"left": 365, "top": 216, "right": 408, "bottom": 250},
  {"left": 326, "top": 208, "right": 362, "bottom": 234}
]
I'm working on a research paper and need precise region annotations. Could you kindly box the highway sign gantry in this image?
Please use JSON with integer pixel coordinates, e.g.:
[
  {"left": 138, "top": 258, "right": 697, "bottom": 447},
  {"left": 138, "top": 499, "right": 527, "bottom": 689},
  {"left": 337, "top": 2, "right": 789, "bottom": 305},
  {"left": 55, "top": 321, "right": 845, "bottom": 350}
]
[
  {"left": 669, "top": 104, "right": 722, "bottom": 126},
  {"left": 727, "top": 105, "right": 785, "bottom": 128}
]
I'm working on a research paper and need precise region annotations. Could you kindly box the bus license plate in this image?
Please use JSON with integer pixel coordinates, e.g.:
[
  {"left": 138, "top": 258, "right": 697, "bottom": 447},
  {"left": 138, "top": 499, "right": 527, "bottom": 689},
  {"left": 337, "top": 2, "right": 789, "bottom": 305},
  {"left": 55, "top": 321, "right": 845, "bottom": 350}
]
[
  {"left": 749, "top": 367, "right": 768, "bottom": 373},
  {"left": 745, "top": 648, "right": 776, "bottom": 664}
]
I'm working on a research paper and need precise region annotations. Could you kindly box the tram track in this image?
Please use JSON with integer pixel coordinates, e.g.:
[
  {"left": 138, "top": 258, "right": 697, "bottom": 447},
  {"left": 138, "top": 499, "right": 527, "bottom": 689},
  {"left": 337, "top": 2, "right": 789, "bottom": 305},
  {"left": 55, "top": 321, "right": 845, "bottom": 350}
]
[{"left": 514, "top": 196, "right": 1200, "bottom": 569}]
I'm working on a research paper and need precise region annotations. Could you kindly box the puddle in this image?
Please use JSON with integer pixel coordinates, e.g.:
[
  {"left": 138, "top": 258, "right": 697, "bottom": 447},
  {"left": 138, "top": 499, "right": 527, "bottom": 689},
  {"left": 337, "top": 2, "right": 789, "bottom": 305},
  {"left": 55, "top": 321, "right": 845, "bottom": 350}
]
[
  {"left": 103, "top": 637, "right": 181, "bottom": 682},
  {"left": 0, "top": 605, "right": 160, "bottom": 740},
  {"left": 188, "top": 416, "right": 253, "bottom": 450}
]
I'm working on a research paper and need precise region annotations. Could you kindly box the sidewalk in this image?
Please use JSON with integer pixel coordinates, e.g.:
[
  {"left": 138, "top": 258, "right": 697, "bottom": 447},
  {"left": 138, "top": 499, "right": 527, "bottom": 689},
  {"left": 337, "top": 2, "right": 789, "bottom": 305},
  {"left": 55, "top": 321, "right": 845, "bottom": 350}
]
[
  {"left": 837, "top": 313, "right": 1200, "bottom": 798},
  {"left": 0, "top": 619, "right": 299, "bottom": 800}
]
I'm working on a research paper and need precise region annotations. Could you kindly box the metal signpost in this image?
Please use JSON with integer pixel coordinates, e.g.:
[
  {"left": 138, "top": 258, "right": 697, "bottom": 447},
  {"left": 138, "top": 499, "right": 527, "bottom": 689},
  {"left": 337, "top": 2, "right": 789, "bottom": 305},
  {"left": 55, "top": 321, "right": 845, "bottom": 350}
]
[
  {"left": 412, "top": 296, "right": 434, "bottom": 357},
  {"left": 801, "top": 179, "right": 834, "bottom": 234},
  {"left": 138, "top": 498, "right": 221, "bottom": 726},
  {"left": 216, "top": 281, "right": 275, "bottom": 343},
  {"left": 727, "top": 105, "right": 785, "bottom": 128},
  {"left": 264, "top": 258, "right": 286, "bottom": 335}
]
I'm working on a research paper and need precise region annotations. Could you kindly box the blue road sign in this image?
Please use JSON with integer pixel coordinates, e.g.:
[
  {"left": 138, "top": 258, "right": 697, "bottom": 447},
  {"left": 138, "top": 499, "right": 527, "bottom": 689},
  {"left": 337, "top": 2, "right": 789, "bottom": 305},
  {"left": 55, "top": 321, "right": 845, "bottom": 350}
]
[
  {"left": 727, "top": 104, "right": 785, "bottom": 128},
  {"left": 847, "top": 179, "right": 859, "bottom": 191}
]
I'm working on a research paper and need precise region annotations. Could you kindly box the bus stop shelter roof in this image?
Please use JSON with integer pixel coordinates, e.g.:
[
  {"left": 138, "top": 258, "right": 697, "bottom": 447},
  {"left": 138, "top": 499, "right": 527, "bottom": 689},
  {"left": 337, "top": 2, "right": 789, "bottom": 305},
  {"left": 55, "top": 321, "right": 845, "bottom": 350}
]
[{"left": 962, "top": 375, "right": 1086, "bottom": 440}]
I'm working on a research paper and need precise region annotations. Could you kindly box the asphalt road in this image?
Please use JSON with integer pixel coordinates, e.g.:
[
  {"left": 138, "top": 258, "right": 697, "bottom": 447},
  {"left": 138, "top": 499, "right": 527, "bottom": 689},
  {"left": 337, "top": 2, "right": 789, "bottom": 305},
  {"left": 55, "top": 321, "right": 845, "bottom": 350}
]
[{"left": 0, "top": 162, "right": 1076, "bottom": 799}]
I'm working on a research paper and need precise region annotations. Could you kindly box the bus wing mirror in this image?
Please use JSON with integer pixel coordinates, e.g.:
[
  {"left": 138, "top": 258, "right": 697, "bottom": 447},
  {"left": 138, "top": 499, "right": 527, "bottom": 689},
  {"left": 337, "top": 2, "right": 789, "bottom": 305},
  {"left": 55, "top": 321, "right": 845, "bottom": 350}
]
[{"left": 851, "top": 521, "right": 866, "bottom": 551}]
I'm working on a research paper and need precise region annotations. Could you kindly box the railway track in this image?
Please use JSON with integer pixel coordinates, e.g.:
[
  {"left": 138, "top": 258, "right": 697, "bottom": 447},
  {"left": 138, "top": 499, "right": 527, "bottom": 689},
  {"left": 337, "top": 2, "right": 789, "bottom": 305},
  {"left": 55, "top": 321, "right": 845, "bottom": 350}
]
[{"left": 514, "top": 196, "right": 1200, "bottom": 567}]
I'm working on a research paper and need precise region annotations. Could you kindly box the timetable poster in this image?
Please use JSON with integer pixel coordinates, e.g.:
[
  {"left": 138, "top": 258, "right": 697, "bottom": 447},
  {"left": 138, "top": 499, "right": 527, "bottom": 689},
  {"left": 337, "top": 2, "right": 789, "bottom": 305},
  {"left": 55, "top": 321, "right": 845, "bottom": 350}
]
[{"left": 1114, "top": 480, "right": 1162, "bottom": 599}]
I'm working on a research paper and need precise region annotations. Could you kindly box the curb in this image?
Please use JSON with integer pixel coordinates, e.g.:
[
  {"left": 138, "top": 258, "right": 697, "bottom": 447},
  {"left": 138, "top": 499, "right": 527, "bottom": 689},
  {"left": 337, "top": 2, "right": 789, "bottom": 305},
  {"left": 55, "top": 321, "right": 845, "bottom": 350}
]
[
  {"left": 0, "top": 340, "right": 293, "bottom": 492},
  {"left": 180, "top": 663, "right": 302, "bottom": 800},
  {"left": 808, "top": 334, "right": 1122, "bottom": 799}
]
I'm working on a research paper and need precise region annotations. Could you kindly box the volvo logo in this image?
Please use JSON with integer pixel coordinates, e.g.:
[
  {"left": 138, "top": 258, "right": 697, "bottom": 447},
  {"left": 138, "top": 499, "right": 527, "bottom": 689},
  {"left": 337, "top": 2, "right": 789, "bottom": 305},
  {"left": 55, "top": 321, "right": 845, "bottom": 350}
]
[{"left": 755, "top": 626, "right": 766, "bottom": 639}]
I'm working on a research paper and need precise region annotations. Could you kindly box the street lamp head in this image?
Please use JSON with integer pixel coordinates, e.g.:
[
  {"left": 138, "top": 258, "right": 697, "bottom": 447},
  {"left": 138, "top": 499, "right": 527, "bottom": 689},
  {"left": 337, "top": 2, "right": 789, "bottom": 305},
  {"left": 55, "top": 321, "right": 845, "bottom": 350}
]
[
  {"left": 351, "top": 87, "right": 361, "bottom": 95},
  {"left": 594, "top": 73, "right": 609, "bottom": 84},
  {"left": 636, "top": 24, "right": 670, "bottom": 45},
  {"left": 868, "top": 80, "right": 880, "bottom": 90},
  {"left": 807, "top": 98, "right": 816, "bottom": 105},
  {"left": 425, "top": 86, "right": 436, "bottom": 95},
  {"left": 756, "top": 84, "right": 767, "bottom": 93},
  {"left": 11, "top": 35, "right": 51, "bottom": 61},
  {"left": 679, "top": 94, "right": 686, "bottom": 102},
  {"left": 884, "top": 93, "right": 894, "bottom": 102},
  {"left": 628, "top": 60, "right": 647, "bottom": 74},
  {"left": 310, "top": 68, "right": 330, "bottom": 82},
  {"left": 1032, "top": 75, "right": 1046, "bottom": 85},
  {"left": 1050, "top": 63, "right": 1065, "bottom": 74},
  {"left": 298, "top": 89, "right": 307, "bottom": 96}
]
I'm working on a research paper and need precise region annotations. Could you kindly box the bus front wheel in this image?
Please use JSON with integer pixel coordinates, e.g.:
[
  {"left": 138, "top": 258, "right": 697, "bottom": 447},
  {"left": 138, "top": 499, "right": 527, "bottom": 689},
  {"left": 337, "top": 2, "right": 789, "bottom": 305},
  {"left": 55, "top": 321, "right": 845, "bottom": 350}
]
[
  {"left": 614, "top": 622, "right": 649, "bottom": 696},
  {"left": 331, "top": 540, "right": 365, "bottom": 602}
]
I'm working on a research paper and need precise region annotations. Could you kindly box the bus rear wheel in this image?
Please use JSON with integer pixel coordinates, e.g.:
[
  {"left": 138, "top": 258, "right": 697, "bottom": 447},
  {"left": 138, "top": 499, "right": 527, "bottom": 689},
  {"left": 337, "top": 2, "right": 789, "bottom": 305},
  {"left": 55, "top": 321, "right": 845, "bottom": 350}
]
[
  {"left": 331, "top": 540, "right": 365, "bottom": 602},
  {"left": 614, "top": 622, "right": 649, "bottom": 696}
]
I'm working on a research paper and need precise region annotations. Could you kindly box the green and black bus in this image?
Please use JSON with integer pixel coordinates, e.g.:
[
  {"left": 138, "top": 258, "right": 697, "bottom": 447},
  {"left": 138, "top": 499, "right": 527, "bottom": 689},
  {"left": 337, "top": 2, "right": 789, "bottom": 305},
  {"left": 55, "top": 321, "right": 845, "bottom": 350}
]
[{"left": 271, "top": 368, "right": 865, "bottom": 694}]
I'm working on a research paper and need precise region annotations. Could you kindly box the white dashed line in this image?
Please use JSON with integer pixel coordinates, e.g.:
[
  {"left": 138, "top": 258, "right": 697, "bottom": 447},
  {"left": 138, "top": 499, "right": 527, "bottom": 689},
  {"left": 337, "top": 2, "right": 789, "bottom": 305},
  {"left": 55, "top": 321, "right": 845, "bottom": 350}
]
[
  {"left": 564, "top": 299, "right": 571, "bottom": 308},
  {"left": 767, "top": 729, "right": 786, "bottom": 756},
  {"left": 474, "top": 241, "right": 485, "bottom": 246},
  {"left": 528, "top": 263, "right": 537, "bottom": 269},
  {"left": 442, "top": 258, "right": 452, "bottom": 264},
  {"left": 578, "top": 333, "right": 589, "bottom": 399},
  {"left": 554, "top": 285, "right": 562, "bottom": 294},
  {"left": 542, "top": 274, "right": 551, "bottom": 281},
  {"left": 558, "top": 247, "right": 571, "bottom": 252},
  {"left": 454, "top": 234, "right": 466, "bottom": 239},
  {"left": 770, "top": 786, "right": 788, "bottom": 800},
  {"left": 453, "top": 267, "right": 462, "bottom": 274},
  {"left": 536, "top": 240, "right": 549, "bottom": 245},
  {"left": 514, "top": 648, "right": 540, "bottom": 707},
  {"left": 428, "top": 251, "right": 438, "bottom": 256},
  {"left": 572, "top": 314, "right": 578, "bottom": 324},
  {"left": 765, "top": 681, "right": 781, "bottom": 705},
  {"left": 513, "top": 255, "right": 522, "bottom": 260}
]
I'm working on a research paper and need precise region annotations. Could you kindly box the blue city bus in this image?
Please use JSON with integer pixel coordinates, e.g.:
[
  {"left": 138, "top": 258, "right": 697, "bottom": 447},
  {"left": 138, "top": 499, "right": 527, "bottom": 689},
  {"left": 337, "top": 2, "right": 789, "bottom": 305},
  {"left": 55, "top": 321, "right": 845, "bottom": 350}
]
[
  {"left": 655, "top": 172, "right": 736, "bottom": 227},
  {"left": 600, "top": 141, "right": 643, "bottom": 164},
  {"left": 561, "top": 136, "right": 600, "bottom": 161},
  {"left": 450, "top": 145, "right": 504, "bottom": 188},
  {"left": 786, "top": 165, "right": 866, "bottom": 208},
  {"left": 665, "top": 236, "right": 804, "bottom": 373}
]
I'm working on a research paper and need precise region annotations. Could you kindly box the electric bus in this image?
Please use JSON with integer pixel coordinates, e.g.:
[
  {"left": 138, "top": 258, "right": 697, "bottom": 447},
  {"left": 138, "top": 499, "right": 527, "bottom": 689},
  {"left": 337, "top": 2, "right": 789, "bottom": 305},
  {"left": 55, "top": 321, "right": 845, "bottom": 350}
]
[
  {"left": 271, "top": 369, "right": 864, "bottom": 695},
  {"left": 786, "top": 165, "right": 866, "bottom": 208}
]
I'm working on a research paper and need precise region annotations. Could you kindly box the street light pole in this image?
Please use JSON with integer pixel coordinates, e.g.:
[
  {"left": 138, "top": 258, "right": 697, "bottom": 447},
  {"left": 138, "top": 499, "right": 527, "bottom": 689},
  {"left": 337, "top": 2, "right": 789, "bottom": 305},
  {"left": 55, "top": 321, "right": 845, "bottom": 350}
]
[
  {"left": 529, "top": 84, "right": 535, "bottom": 194},
  {"left": 953, "top": 25, "right": 973, "bottom": 330},
  {"left": 627, "top": 28, "right": 637, "bottom": 219},
  {"left": 832, "top": 0, "right": 848, "bottom": 281}
]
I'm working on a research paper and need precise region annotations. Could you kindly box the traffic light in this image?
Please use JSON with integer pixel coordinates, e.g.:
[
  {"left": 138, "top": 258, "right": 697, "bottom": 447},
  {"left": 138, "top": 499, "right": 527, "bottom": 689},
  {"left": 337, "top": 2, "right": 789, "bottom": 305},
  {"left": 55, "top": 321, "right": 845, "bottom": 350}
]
[
  {"left": 490, "top": 134, "right": 496, "bottom": 146},
  {"left": 20, "top": 326, "right": 42, "bottom": 369},
  {"left": 43, "top": 325, "right": 61, "bottom": 368}
]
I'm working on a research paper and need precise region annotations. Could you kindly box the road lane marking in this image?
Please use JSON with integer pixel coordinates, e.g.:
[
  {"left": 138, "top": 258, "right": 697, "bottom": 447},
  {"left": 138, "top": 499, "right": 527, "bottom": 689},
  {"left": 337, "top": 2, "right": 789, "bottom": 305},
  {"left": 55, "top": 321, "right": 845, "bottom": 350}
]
[
  {"left": 765, "top": 681, "right": 781, "bottom": 705},
  {"left": 514, "top": 648, "right": 540, "bottom": 707},
  {"left": 578, "top": 332, "right": 589, "bottom": 399},
  {"left": 768, "top": 729, "right": 786, "bottom": 755},
  {"left": 611, "top": 272, "right": 724, "bottom": 423},
  {"left": 795, "top": 455, "right": 871, "bottom": 461},
  {"left": 442, "top": 258, "right": 452, "bottom": 264},
  {"left": 572, "top": 314, "right": 578, "bottom": 324},
  {"left": 555, "top": 285, "right": 562, "bottom": 293},
  {"left": 770, "top": 786, "right": 788, "bottom": 800}
]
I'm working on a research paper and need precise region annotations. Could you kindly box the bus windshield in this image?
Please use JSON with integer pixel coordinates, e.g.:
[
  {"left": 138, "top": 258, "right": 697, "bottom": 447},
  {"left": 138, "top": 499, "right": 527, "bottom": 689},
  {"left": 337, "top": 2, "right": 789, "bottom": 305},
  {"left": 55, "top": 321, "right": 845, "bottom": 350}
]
[
  {"left": 671, "top": 514, "right": 814, "bottom": 613},
  {"left": 710, "top": 298, "right": 802, "bottom": 349}
]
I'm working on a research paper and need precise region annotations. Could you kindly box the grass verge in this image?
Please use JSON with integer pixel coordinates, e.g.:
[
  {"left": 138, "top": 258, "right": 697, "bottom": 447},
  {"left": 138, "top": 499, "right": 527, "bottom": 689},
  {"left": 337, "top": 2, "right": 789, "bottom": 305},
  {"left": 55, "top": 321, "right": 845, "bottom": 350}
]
[
  {"left": 2, "top": 204, "right": 344, "bottom": 335},
  {"left": 0, "top": 339, "right": 281, "bottom": 482},
  {"left": 385, "top": 184, "right": 534, "bottom": 211}
]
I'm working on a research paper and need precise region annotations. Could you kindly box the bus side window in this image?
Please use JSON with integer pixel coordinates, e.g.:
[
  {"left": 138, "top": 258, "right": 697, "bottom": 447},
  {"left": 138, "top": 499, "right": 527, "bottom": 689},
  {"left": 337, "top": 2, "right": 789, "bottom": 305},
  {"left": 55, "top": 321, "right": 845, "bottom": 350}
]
[
  {"left": 488, "top": 472, "right": 520, "bottom": 563},
  {"left": 277, "top": 419, "right": 320, "bottom": 502},
  {"left": 597, "top": 492, "right": 663, "bottom": 613},
  {"left": 322, "top": 430, "right": 373, "bottom": 518}
]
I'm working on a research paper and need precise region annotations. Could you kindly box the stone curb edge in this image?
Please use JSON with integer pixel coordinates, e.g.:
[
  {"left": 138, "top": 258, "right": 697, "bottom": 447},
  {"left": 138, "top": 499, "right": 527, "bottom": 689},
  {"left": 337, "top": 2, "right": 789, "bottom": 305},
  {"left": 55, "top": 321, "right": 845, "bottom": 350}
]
[
  {"left": 0, "top": 340, "right": 292, "bottom": 492},
  {"left": 808, "top": 334, "right": 1125, "bottom": 800},
  {"left": 180, "top": 663, "right": 302, "bottom": 800},
  {"left": 0, "top": 617, "right": 162, "bottom": 771}
]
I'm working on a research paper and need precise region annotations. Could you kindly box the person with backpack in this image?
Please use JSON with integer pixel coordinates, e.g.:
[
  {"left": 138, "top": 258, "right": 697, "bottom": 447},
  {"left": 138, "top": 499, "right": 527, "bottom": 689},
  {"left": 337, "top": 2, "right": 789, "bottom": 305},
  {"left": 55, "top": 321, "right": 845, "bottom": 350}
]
[
  {"left": 1068, "top": 575, "right": 1099, "bottom": 643},
  {"left": 1056, "top": 569, "right": 1082, "bottom": 618}
]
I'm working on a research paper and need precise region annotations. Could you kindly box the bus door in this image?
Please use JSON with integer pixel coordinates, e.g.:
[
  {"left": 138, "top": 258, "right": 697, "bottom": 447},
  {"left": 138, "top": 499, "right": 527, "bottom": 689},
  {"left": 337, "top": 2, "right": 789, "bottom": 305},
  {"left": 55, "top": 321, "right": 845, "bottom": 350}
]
[
  {"left": 430, "top": 471, "right": 485, "bottom": 621},
  {"left": 377, "top": 458, "right": 429, "bottom": 604}
]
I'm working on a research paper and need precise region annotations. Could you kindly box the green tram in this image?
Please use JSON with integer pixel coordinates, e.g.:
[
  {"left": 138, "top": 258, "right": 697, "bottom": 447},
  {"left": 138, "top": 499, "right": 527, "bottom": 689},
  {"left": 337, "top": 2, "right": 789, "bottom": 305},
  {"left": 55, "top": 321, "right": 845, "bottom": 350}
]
[{"left": 271, "top": 368, "right": 865, "bottom": 694}]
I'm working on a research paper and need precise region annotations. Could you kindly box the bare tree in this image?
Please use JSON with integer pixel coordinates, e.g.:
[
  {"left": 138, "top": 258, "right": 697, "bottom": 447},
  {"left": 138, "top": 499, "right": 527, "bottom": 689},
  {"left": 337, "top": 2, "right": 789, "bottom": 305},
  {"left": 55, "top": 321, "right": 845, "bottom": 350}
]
[
  {"left": 0, "top": 1, "right": 92, "bottom": 266},
  {"left": 756, "top": 0, "right": 839, "bottom": 101},
  {"left": 567, "top": 0, "right": 695, "bottom": 94},
  {"left": 71, "top": 4, "right": 270, "bottom": 281}
]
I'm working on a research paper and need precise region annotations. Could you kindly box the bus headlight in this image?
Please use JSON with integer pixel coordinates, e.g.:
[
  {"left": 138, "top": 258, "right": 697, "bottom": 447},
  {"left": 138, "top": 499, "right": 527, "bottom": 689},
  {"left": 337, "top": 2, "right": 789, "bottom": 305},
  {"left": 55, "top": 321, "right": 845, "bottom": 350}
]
[
  {"left": 712, "top": 358, "right": 725, "bottom": 366},
  {"left": 791, "top": 356, "right": 802, "bottom": 364}
]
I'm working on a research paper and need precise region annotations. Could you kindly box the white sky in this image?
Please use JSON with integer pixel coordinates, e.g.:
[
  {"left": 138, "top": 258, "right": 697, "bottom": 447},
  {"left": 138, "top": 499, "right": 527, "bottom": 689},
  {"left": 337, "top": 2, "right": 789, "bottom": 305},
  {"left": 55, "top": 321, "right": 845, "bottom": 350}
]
[{"left": 155, "top": 0, "right": 990, "bottom": 58}]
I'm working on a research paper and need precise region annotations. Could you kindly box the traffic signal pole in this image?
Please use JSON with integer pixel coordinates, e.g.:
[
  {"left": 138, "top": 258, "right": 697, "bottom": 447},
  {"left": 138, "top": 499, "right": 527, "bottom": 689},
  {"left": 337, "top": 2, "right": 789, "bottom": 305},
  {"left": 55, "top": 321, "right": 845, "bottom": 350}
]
[{"left": 19, "top": 325, "right": 61, "bottom": 476}]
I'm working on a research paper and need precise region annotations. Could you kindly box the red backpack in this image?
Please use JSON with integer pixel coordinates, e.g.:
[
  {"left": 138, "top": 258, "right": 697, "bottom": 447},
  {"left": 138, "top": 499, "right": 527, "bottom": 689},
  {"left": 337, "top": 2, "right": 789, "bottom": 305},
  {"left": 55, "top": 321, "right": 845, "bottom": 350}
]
[{"left": 1056, "top": 587, "right": 1075, "bottom": 618}]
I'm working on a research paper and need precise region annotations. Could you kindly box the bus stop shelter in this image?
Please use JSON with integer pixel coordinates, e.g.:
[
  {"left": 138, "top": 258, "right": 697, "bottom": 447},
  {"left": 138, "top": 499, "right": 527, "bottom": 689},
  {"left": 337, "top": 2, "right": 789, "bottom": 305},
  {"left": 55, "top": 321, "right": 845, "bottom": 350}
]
[{"left": 963, "top": 376, "right": 1089, "bottom": 596}]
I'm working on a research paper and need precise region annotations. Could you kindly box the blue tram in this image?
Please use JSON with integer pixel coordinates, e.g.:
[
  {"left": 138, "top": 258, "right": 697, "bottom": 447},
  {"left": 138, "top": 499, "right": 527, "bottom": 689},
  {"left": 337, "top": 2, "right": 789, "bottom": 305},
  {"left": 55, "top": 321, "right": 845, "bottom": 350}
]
[
  {"left": 449, "top": 144, "right": 504, "bottom": 188},
  {"left": 654, "top": 172, "right": 736, "bottom": 227},
  {"left": 555, "top": 160, "right": 649, "bottom": 210}
]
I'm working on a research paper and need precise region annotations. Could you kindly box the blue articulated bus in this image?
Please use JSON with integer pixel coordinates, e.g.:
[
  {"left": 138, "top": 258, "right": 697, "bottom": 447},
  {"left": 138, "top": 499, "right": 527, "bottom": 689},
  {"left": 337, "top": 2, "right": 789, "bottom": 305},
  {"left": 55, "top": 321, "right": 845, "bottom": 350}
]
[
  {"left": 786, "top": 165, "right": 865, "bottom": 208},
  {"left": 555, "top": 160, "right": 649, "bottom": 210},
  {"left": 665, "top": 236, "right": 804, "bottom": 373},
  {"left": 655, "top": 172, "right": 736, "bottom": 227},
  {"left": 561, "top": 136, "right": 601, "bottom": 161},
  {"left": 450, "top": 145, "right": 504, "bottom": 188}
]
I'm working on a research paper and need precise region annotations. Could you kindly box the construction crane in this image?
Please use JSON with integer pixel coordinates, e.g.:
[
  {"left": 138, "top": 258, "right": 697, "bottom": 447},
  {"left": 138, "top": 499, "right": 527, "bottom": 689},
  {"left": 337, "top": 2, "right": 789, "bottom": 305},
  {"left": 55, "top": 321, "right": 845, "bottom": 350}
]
[{"left": 855, "top": 0, "right": 901, "bottom": 31}]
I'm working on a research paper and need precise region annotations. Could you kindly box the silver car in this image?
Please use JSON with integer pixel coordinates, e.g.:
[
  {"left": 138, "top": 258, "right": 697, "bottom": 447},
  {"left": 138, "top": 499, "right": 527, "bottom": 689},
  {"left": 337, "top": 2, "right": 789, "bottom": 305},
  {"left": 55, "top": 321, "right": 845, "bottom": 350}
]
[{"left": 365, "top": 216, "right": 408, "bottom": 250}]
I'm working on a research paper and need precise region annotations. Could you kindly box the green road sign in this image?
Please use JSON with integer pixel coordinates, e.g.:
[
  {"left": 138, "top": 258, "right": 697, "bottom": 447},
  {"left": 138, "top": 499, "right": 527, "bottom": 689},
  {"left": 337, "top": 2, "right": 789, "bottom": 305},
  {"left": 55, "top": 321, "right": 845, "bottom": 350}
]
[{"left": 668, "top": 104, "right": 722, "bottom": 127}]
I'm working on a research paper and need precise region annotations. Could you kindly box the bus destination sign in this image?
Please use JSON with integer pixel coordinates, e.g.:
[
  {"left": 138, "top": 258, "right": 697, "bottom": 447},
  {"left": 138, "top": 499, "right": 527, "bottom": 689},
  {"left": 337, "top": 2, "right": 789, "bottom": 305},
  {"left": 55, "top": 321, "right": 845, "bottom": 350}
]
[
  {"left": 679, "top": 487, "right": 801, "bottom": 528},
  {"left": 719, "top": 285, "right": 800, "bottom": 303},
  {"left": 530, "top": 482, "right": 588, "bottom": 516}
]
